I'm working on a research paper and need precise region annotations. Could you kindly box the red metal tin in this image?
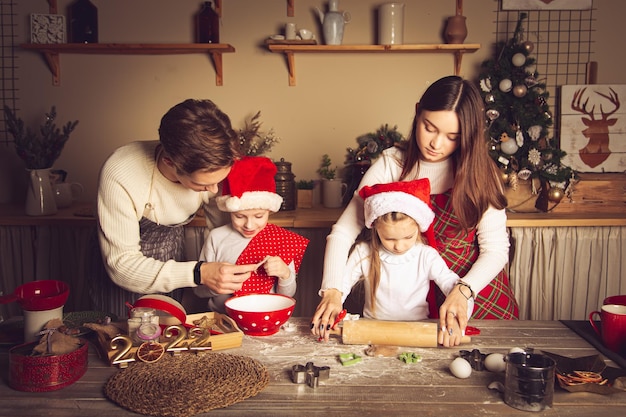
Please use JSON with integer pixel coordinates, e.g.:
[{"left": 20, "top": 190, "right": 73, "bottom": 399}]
[{"left": 8, "top": 339, "right": 88, "bottom": 392}]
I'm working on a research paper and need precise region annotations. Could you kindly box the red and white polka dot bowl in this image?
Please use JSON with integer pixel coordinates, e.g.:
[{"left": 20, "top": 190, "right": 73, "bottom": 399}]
[{"left": 224, "top": 294, "right": 295, "bottom": 336}]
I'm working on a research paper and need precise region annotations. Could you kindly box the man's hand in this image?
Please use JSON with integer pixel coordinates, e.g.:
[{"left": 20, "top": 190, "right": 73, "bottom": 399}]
[{"left": 200, "top": 262, "right": 255, "bottom": 293}]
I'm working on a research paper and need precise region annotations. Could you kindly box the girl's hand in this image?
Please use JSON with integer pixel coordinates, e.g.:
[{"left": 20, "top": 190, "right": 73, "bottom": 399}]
[
  {"left": 262, "top": 256, "right": 290, "bottom": 281},
  {"left": 311, "top": 288, "right": 343, "bottom": 342},
  {"left": 438, "top": 284, "right": 470, "bottom": 347}
]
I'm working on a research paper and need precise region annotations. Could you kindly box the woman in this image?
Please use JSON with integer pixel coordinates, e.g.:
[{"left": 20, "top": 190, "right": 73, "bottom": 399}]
[{"left": 312, "top": 76, "right": 519, "bottom": 347}]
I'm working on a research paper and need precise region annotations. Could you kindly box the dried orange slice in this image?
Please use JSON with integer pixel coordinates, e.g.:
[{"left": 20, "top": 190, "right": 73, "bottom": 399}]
[{"left": 136, "top": 342, "right": 165, "bottom": 363}]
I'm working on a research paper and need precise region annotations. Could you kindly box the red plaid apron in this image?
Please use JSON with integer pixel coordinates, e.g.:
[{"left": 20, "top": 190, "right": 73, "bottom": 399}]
[
  {"left": 234, "top": 224, "right": 309, "bottom": 295},
  {"left": 426, "top": 191, "right": 519, "bottom": 320}
]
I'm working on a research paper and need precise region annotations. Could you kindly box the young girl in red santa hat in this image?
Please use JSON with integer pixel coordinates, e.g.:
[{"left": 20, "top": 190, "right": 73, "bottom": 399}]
[
  {"left": 339, "top": 179, "right": 472, "bottom": 333},
  {"left": 193, "top": 156, "right": 309, "bottom": 313}
]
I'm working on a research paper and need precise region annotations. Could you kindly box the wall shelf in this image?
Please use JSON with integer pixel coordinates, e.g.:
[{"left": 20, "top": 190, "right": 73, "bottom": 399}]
[
  {"left": 266, "top": 43, "right": 480, "bottom": 86},
  {"left": 20, "top": 43, "right": 236, "bottom": 86}
]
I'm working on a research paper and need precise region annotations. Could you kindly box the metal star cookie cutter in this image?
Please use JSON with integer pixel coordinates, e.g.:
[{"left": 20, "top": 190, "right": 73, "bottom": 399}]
[{"left": 291, "top": 361, "right": 330, "bottom": 388}]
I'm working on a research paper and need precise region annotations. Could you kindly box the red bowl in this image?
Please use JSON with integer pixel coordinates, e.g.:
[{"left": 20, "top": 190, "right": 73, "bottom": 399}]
[
  {"left": 0, "top": 280, "right": 69, "bottom": 311},
  {"left": 224, "top": 294, "right": 295, "bottom": 336}
]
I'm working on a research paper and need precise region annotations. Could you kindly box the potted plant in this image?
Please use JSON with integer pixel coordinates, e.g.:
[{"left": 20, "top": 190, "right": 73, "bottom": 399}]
[
  {"left": 238, "top": 111, "right": 280, "bottom": 156},
  {"left": 317, "top": 154, "right": 345, "bottom": 208},
  {"left": 296, "top": 179, "right": 314, "bottom": 209}
]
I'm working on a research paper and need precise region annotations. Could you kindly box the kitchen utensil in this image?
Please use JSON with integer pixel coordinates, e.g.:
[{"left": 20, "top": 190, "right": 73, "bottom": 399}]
[
  {"left": 330, "top": 320, "right": 471, "bottom": 347},
  {"left": 0, "top": 280, "right": 69, "bottom": 311}
]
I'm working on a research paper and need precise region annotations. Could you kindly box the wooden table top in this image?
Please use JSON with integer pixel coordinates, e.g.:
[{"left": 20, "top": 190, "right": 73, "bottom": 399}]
[
  {"left": 0, "top": 318, "right": 624, "bottom": 416},
  {"left": 1, "top": 203, "right": 625, "bottom": 228}
]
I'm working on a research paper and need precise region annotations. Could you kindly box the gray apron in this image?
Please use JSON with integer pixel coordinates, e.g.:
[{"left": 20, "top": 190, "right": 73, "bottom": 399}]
[{"left": 89, "top": 214, "right": 194, "bottom": 318}]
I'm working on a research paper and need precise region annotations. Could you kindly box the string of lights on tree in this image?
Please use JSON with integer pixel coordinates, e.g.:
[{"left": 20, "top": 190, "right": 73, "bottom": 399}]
[{"left": 478, "top": 13, "right": 575, "bottom": 211}]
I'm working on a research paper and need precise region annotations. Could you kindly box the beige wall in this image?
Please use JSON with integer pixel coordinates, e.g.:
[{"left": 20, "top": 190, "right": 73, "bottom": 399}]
[{"left": 1, "top": 0, "right": 624, "bottom": 203}]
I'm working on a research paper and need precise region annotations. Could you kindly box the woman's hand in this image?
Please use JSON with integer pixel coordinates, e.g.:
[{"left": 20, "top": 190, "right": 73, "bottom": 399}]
[
  {"left": 438, "top": 283, "right": 470, "bottom": 347},
  {"left": 311, "top": 288, "right": 343, "bottom": 341}
]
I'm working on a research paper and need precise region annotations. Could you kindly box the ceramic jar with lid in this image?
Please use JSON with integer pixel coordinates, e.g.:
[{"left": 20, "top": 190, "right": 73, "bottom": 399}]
[{"left": 274, "top": 158, "right": 296, "bottom": 211}]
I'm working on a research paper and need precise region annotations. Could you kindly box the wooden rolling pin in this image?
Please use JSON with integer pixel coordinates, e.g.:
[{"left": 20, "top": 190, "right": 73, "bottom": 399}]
[{"left": 332, "top": 320, "right": 471, "bottom": 347}]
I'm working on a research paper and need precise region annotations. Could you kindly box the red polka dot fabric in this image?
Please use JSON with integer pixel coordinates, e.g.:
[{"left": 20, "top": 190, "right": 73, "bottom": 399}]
[{"left": 234, "top": 224, "right": 309, "bottom": 296}]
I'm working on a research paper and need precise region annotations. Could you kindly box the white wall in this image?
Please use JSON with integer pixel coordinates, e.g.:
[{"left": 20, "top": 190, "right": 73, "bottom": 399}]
[{"left": 2, "top": 0, "right": 624, "bottom": 203}]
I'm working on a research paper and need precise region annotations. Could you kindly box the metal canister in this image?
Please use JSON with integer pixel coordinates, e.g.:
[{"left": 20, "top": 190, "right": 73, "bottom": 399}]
[{"left": 274, "top": 158, "right": 296, "bottom": 211}]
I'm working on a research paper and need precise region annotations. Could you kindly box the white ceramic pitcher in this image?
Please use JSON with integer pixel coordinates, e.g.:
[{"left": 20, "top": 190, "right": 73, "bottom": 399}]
[{"left": 25, "top": 168, "right": 58, "bottom": 216}]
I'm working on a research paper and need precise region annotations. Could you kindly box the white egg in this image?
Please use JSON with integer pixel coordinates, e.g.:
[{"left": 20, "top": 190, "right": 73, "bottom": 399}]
[
  {"left": 509, "top": 347, "right": 525, "bottom": 354},
  {"left": 484, "top": 353, "right": 506, "bottom": 373},
  {"left": 449, "top": 357, "right": 472, "bottom": 379}
]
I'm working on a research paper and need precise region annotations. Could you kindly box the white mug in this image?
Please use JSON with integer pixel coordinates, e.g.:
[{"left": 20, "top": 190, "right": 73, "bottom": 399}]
[
  {"left": 285, "top": 23, "right": 297, "bottom": 40},
  {"left": 322, "top": 179, "right": 347, "bottom": 208},
  {"left": 54, "top": 182, "right": 83, "bottom": 208},
  {"left": 23, "top": 306, "right": 64, "bottom": 343}
]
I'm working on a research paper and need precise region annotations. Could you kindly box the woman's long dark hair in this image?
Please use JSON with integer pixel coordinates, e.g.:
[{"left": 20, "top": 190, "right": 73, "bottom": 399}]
[{"left": 400, "top": 76, "right": 507, "bottom": 230}]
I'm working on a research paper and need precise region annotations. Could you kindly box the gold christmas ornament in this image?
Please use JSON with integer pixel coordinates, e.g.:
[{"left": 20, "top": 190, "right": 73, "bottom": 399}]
[
  {"left": 500, "top": 170, "right": 510, "bottom": 184},
  {"left": 547, "top": 187, "right": 564, "bottom": 202},
  {"left": 513, "top": 84, "right": 528, "bottom": 98},
  {"left": 522, "top": 40, "right": 534, "bottom": 53}
]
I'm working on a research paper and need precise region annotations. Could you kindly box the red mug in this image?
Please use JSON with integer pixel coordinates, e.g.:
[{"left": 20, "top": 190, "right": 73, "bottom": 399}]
[
  {"left": 603, "top": 295, "right": 626, "bottom": 306},
  {"left": 589, "top": 304, "right": 626, "bottom": 355}
]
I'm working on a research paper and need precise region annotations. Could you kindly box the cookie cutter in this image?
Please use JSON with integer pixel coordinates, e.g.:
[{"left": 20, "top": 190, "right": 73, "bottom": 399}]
[
  {"left": 291, "top": 361, "right": 330, "bottom": 388},
  {"left": 459, "top": 348, "right": 486, "bottom": 371},
  {"left": 339, "top": 352, "right": 362, "bottom": 366}
]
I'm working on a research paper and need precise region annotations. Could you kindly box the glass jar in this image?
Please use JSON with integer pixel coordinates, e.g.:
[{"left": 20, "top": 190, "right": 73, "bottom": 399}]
[{"left": 128, "top": 307, "right": 159, "bottom": 345}]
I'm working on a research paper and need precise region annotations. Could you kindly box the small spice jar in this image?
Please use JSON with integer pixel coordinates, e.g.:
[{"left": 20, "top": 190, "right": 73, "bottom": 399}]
[{"left": 128, "top": 307, "right": 159, "bottom": 345}]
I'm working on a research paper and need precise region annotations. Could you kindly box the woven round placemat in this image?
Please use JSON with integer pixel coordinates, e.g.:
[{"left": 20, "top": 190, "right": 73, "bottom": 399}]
[{"left": 104, "top": 352, "right": 269, "bottom": 417}]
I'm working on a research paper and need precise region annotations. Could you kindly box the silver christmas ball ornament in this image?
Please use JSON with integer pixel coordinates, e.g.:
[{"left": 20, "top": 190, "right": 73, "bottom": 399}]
[
  {"left": 500, "top": 139, "right": 519, "bottom": 155},
  {"left": 499, "top": 78, "right": 513, "bottom": 93},
  {"left": 512, "top": 53, "right": 526, "bottom": 67}
]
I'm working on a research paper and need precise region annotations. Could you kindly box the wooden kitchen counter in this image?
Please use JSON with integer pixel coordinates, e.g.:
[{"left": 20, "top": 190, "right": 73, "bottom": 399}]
[
  {"left": 1, "top": 202, "right": 625, "bottom": 228},
  {"left": 0, "top": 318, "right": 624, "bottom": 416}
]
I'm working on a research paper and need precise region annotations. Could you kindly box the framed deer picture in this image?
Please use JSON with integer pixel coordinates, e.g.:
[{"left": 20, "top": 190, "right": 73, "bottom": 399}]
[{"left": 560, "top": 84, "right": 625, "bottom": 172}]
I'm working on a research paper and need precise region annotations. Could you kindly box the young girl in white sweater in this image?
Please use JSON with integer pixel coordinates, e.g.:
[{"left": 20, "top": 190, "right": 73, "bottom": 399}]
[{"left": 340, "top": 179, "right": 472, "bottom": 333}]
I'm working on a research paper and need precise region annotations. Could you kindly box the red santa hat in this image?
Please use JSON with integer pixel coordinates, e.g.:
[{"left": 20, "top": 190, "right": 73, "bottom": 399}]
[
  {"left": 359, "top": 179, "right": 434, "bottom": 232},
  {"left": 216, "top": 156, "right": 283, "bottom": 212}
]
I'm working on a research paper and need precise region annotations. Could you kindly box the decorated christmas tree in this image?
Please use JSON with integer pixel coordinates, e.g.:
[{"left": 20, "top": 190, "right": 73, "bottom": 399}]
[{"left": 478, "top": 13, "right": 574, "bottom": 211}]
